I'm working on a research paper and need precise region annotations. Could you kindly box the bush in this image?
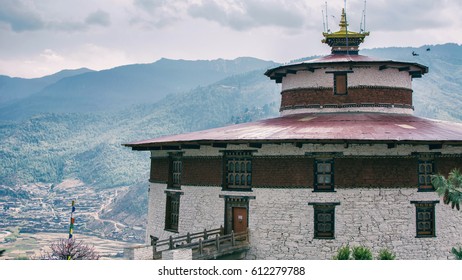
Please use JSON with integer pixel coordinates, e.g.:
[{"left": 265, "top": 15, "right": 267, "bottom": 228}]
[
  {"left": 378, "top": 249, "right": 396, "bottom": 260},
  {"left": 352, "top": 246, "right": 373, "bottom": 260},
  {"left": 452, "top": 247, "right": 462, "bottom": 260},
  {"left": 40, "top": 238, "right": 100, "bottom": 260},
  {"left": 333, "top": 245, "right": 351, "bottom": 260}
]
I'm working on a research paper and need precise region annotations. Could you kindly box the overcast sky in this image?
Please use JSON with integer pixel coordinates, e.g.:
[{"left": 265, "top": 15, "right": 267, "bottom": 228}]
[{"left": 1, "top": 0, "right": 461, "bottom": 78}]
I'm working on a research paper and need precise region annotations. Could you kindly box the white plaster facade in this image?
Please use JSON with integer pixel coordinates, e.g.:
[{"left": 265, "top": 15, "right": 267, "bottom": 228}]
[
  {"left": 281, "top": 66, "right": 412, "bottom": 91},
  {"left": 150, "top": 143, "right": 462, "bottom": 158},
  {"left": 280, "top": 106, "right": 413, "bottom": 116}
]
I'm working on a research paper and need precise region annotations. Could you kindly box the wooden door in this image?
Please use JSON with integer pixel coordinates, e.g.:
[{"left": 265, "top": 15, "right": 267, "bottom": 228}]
[{"left": 232, "top": 207, "right": 247, "bottom": 234}]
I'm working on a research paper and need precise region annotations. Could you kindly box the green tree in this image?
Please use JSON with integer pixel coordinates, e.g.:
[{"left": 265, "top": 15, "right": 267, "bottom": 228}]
[{"left": 432, "top": 169, "right": 462, "bottom": 211}]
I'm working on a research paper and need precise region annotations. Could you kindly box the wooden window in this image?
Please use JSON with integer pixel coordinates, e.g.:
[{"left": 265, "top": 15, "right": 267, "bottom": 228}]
[
  {"left": 411, "top": 201, "right": 438, "bottom": 238},
  {"left": 314, "top": 159, "right": 334, "bottom": 191},
  {"left": 168, "top": 154, "right": 182, "bottom": 189},
  {"left": 418, "top": 160, "right": 434, "bottom": 191},
  {"left": 165, "top": 192, "right": 181, "bottom": 232},
  {"left": 224, "top": 151, "right": 252, "bottom": 190},
  {"left": 309, "top": 203, "right": 340, "bottom": 239},
  {"left": 334, "top": 73, "right": 347, "bottom": 95}
]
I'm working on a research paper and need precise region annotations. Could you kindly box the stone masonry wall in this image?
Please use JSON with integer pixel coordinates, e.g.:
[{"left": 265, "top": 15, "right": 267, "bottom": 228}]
[
  {"left": 145, "top": 183, "right": 462, "bottom": 260},
  {"left": 146, "top": 183, "right": 224, "bottom": 243},
  {"left": 124, "top": 245, "right": 153, "bottom": 260},
  {"left": 247, "top": 187, "right": 462, "bottom": 260}
]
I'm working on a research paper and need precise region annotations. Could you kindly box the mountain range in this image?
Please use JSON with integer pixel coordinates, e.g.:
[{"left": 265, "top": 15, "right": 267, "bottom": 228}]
[{"left": 0, "top": 57, "right": 277, "bottom": 120}]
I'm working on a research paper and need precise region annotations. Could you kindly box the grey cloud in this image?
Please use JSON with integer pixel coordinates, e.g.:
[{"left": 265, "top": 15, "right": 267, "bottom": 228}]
[
  {"left": 188, "top": 1, "right": 252, "bottom": 31},
  {"left": 85, "top": 10, "right": 111, "bottom": 27},
  {"left": 245, "top": 0, "right": 306, "bottom": 29},
  {"left": 187, "top": 0, "right": 309, "bottom": 31},
  {"left": 133, "top": 0, "right": 169, "bottom": 12},
  {"left": 348, "top": 0, "right": 448, "bottom": 32},
  {"left": 0, "top": 0, "right": 111, "bottom": 33},
  {"left": 0, "top": 0, "right": 45, "bottom": 32},
  {"left": 131, "top": 0, "right": 186, "bottom": 28},
  {"left": 47, "top": 21, "right": 87, "bottom": 32}
]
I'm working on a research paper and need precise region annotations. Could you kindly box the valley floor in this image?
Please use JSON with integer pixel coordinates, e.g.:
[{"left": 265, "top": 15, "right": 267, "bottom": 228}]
[
  {"left": 0, "top": 231, "right": 135, "bottom": 260},
  {"left": 0, "top": 180, "right": 146, "bottom": 244}
]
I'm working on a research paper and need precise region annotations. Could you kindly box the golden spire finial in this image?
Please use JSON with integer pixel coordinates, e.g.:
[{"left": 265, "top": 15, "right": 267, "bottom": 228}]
[
  {"left": 339, "top": 8, "right": 348, "bottom": 32},
  {"left": 322, "top": 9, "right": 369, "bottom": 54}
]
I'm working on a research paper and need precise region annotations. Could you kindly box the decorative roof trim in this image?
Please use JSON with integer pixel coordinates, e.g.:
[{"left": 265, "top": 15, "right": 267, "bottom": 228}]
[{"left": 265, "top": 60, "right": 428, "bottom": 82}]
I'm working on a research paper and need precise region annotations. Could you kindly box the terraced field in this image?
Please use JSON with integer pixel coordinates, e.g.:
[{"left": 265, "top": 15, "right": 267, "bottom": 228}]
[{"left": 0, "top": 231, "right": 136, "bottom": 260}]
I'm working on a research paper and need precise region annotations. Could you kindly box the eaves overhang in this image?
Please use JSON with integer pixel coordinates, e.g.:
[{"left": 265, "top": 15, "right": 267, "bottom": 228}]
[
  {"left": 123, "top": 113, "right": 462, "bottom": 151},
  {"left": 264, "top": 55, "right": 428, "bottom": 83}
]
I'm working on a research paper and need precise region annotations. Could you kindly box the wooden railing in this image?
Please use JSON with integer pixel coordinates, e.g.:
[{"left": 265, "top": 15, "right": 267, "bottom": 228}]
[
  {"left": 150, "top": 226, "right": 249, "bottom": 259},
  {"left": 194, "top": 229, "right": 249, "bottom": 259}
]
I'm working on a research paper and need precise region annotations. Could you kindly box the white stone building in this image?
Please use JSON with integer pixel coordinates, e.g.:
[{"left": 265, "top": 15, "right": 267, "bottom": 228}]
[{"left": 124, "top": 10, "right": 462, "bottom": 259}]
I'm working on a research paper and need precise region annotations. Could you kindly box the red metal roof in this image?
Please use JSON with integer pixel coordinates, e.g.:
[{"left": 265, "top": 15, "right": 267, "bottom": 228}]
[{"left": 124, "top": 113, "right": 462, "bottom": 148}]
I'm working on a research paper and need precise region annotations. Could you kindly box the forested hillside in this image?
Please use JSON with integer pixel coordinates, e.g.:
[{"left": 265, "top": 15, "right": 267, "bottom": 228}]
[{"left": 0, "top": 66, "right": 280, "bottom": 188}]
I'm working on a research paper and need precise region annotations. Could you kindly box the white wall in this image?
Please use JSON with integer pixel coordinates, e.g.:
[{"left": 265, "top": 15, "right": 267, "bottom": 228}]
[
  {"left": 248, "top": 188, "right": 461, "bottom": 260},
  {"left": 146, "top": 183, "right": 462, "bottom": 260},
  {"left": 151, "top": 143, "right": 462, "bottom": 158},
  {"left": 281, "top": 67, "right": 412, "bottom": 91}
]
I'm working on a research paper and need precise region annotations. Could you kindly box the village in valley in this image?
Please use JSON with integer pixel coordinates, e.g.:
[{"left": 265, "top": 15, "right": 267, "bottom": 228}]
[{"left": 0, "top": 180, "right": 144, "bottom": 259}]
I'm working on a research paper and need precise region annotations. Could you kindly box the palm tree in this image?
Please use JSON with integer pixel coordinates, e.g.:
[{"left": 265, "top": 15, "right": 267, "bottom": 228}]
[{"left": 432, "top": 169, "right": 462, "bottom": 211}]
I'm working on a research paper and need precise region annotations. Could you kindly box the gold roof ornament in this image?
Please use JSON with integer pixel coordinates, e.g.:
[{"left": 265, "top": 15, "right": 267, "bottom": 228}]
[{"left": 322, "top": 8, "right": 370, "bottom": 55}]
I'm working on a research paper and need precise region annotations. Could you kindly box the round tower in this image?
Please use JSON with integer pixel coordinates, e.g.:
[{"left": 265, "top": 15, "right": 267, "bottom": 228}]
[{"left": 265, "top": 9, "right": 428, "bottom": 116}]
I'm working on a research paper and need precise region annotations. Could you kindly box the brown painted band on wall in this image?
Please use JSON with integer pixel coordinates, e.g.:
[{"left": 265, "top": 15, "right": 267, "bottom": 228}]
[
  {"left": 149, "top": 155, "right": 462, "bottom": 189},
  {"left": 281, "top": 86, "right": 413, "bottom": 108}
]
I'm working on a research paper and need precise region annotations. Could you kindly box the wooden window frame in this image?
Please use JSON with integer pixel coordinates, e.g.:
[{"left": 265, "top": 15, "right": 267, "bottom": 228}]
[
  {"left": 334, "top": 73, "right": 348, "bottom": 95},
  {"left": 164, "top": 191, "right": 182, "bottom": 232},
  {"left": 308, "top": 202, "right": 340, "bottom": 239},
  {"left": 168, "top": 153, "right": 183, "bottom": 189},
  {"left": 223, "top": 151, "right": 253, "bottom": 191},
  {"left": 411, "top": 201, "right": 439, "bottom": 238},
  {"left": 418, "top": 160, "right": 435, "bottom": 192},
  {"left": 314, "top": 158, "right": 335, "bottom": 192}
]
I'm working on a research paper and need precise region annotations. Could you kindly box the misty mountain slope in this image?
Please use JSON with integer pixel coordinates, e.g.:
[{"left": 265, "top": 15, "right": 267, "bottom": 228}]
[
  {"left": 0, "top": 68, "right": 93, "bottom": 107},
  {"left": 0, "top": 68, "right": 280, "bottom": 188},
  {"left": 0, "top": 58, "right": 277, "bottom": 121}
]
